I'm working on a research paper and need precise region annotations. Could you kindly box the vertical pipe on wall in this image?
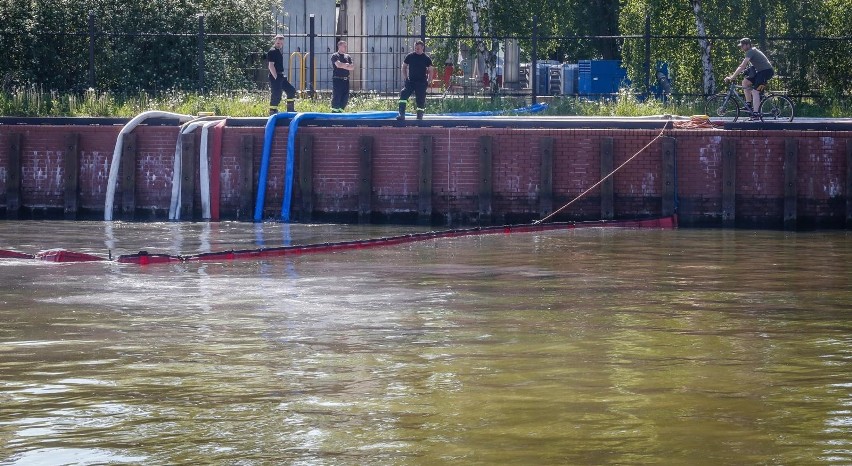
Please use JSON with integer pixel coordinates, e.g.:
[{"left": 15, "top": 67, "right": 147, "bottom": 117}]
[
  {"left": 298, "top": 134, "right": 314, "bottom": 222},
  {"left": 418, "top": 135, "right": 433, "bottom": 225},
  {"left": 119, "top": 133, "right": 137, "bottom": 220},
  {"left": 661, "top": 137, "right": 677, "bottom": 217},
  {"left": 721, "top": 138, "right": 737, "bottom": 228},
  {"left": 358, "top": 136, "right": 373, "bottom": 224},
  {"left": 783, "top": 138, "right": 798, "bottom": 230},
  {"left": 239, "top": 135, "right": 255, "bottom": 221},
  {"left": 209, "top": 119, "right": 226, "bottom": 221},
  {"left": 478, "top": 136, "right": 493, "bottom": 225},
  {"left": 63, "top": 133, "right": 80, "bottom": 220},
  {"left": 5, "top": 133, "right": 22, "bottom": 220},
  {"left": 846, "top": 140, "right": 852, "bottom": 228},
  {"left": 539, "top": 137, "right": 553, "bottom": 218},
  {"left": 600, "top": 137, "right": 614, "bottom": 220}
]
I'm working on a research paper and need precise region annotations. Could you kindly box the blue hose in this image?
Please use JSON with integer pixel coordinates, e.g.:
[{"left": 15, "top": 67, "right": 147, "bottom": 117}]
[
  {"left": 440, "top": 102, "right": 548, "bottom": 117},
  {"left": 254, "top": 112, "right": 297, "bottom": 222},
  {"left": 281, "top": 112, "right": 398, "bottom": 221},
  {"left": 254, "top": 112, "right": 398, "bottom": 222},
  {"left": 256, "top": 104, "right": 548, "bottom": 223}
]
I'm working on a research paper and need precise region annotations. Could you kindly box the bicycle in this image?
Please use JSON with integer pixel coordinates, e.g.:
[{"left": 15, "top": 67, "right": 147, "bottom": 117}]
[{"left": 705, "top": 82, "right": 794, "bottom": 122}]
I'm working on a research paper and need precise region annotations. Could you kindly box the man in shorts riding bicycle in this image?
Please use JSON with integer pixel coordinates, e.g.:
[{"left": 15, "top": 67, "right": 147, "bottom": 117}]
[{"left": 725, "top": 37, "right": 774, "bottom": 120}]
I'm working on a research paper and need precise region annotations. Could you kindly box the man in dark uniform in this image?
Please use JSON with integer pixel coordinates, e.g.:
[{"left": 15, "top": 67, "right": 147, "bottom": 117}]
[
  {"left": 267, "top": 34, "right": 297, "bottom": 115},
  {"left": 397, "top": 40, "right": 434, "bottom": 121},
  {"left": 330, "top": 40, "right": 354, "bottom": 113}
]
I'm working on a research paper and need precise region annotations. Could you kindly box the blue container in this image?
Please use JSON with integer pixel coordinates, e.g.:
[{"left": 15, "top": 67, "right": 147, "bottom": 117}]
[
  {"left": 535, "top": 63, "right": 550, "bottom": 95},
  {"left": 578, "top": 60, "right": 628, "bottom": 95},
  {"left": 529, "top": 60, "right": 559, "bottom": 95},
  {"left": 549, "top": 64, "right": 578, "bottom": 95}
]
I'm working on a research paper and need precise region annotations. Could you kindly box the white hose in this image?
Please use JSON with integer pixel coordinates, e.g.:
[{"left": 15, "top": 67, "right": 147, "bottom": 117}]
[
  {"left": 167, "top": 116, "right": 224, "bottom": 220},
  {"left": 198, "top": 119, "right": 225, "bottom": 220},
  {"left": 104, "top": 111, "right": 194, "bottom": 221}
]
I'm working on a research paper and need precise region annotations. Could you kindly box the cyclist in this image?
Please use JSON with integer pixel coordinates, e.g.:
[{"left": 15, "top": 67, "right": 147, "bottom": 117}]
[{"left": 725, "top": 37, "right": 774, "bottom": 120}]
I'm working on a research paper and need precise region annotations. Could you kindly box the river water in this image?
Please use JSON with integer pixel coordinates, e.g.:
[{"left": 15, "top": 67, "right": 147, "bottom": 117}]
[{"left": 1, "top": 221, "right": 850, "bottom": 465}]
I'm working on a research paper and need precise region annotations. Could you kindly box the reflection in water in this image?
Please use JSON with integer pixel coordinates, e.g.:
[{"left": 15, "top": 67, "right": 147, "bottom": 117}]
[
  {"left": 103, "top": 223, "right": 115, "bottom": 253},
  {"left": 0, "top": 222, "right": 850, "bottom": 464},
  {"left": 7, "top": 448, "right": 147, "bottom": 465},
  {"left": 199, "top": 222, "right": 211, "bottom": 254}
]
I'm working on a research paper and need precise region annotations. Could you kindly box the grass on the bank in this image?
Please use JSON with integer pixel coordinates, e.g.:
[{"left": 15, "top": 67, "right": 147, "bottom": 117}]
[{"left": 0, "top": 86, "right": 847, "bottom": 118}]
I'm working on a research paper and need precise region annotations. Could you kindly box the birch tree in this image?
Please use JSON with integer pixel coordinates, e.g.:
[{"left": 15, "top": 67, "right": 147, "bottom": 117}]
[
  {"left": 464, "top": 0, "right": 496, "bottom": 86},
  {"left": 690, "top": 0, "right": 715, "bottom": 95}
]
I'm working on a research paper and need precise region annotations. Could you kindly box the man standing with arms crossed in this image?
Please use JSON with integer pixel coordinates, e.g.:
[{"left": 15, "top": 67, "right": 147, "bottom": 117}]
[
  {"left": 397, "top": 40, "right": 434, "bottom": 121},
  {"left": 330, "top": 40, "right": 354, "bottom": 113},
  {"left": 267, "top": 34, "right": 297, "bottom": 115}
]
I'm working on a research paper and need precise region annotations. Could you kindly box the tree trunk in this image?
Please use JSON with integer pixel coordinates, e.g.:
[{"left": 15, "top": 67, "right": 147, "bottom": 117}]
[
  {"left": 336, "top": 0, "right": 347, "bottom": 38},
  {"left": 465, "top": 0, "right": 495, "bottom": 88},
  {"left": 691, "top": 0, "right": 715, "bottom": 95}
]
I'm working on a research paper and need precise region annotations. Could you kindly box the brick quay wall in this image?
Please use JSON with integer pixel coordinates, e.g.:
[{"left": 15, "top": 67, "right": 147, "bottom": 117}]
[{"left": 1, "top": 119, "right": 851, "bottom": 229}]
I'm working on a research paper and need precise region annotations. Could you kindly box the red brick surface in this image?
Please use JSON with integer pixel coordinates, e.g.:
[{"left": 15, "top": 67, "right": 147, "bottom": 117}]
[{"left": 1, "top": 123, "right": 849, "bottom": 226}]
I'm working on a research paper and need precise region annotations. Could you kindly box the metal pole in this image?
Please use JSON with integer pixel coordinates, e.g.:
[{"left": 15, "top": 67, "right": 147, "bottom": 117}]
[
  {"left": 644, "top": 14, "right": 651, "bottom": 98},
  {"left": 309, "top": 14, "right": 315, "bottom": 97},
  {"left": 88, "top": 12, "right": 96, "bottom": 88},
  {"left": 531, "top": 15, "right": 538, "bottom": 105},
  {"left": 197, "top": 14, "right": 205, "bottom": 93},
  {"left": 420, "top": 14, "right": 426, "bottom": 43}
]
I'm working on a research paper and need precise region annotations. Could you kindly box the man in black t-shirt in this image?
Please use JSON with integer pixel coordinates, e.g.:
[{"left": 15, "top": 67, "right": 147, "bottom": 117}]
[
  {"left": 330, "top": 40, "right": 354, "bottom": 113},
  {"left": 267, "top": 34, "right": 297, "bottom": 115},
  {"left": 397, "top": 40, "right": 434, "bottom": 121}
]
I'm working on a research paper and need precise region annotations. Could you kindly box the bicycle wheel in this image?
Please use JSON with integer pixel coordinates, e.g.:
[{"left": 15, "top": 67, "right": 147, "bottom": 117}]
[
  {"left": 705, "top": 94, "right": 744, "bottom": 121},
  {"left": 759, "top": 94, "right": 794, "bottom": 122}
]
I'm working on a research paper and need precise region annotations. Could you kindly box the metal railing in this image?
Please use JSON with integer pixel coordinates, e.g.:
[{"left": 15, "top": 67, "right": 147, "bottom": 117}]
[{"left": 2, "top": 12, "right": 850, "bottom": 102}]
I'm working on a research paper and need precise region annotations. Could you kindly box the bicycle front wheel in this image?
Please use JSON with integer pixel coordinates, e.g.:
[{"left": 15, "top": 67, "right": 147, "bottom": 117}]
[
  {"left": 705, "top": 94, "right": 743, "bottom": 121},
  {"left": 759, "top": 95, "right": 794, "bottom": 122}
]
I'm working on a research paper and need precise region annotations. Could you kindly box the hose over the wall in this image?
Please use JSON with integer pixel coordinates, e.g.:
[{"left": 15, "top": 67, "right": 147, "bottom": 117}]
[
  {"left": 104, "top": 111, "right": 194, "bottom": 220},
  {"left": 254, "top": 105, "right": 548, "bottom": 223},
  {"left": 252, "top": 112, "right": 398, "bottom": 223},
  {"left": 168, "top": 116, "right": 226, "bottom": 220}
]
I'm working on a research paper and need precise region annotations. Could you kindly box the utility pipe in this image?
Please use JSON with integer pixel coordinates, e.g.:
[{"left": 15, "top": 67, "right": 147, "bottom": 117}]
[
  {"left": 253, "top": 112, "right": 297, "bottom": 222},
  {"left": 209, "top": 119, "right": 226, "bottom": 221},
  {"left": 278, "top": 112, "right": 397, "bottom": 222},
  {"left": 104, "top": 111, "right": 194, "bottom": 220},
  {"left": 168, "top": 116, "right": 225, "bottom": 220}
]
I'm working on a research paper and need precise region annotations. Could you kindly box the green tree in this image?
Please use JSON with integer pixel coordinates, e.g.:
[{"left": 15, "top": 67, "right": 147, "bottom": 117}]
[
  {"left": 0, "top": 0, "right": 271, "bottom": 94},
  {"left": 619, "top": 0, "right": 852, "bottom": 97},
  {"left": 408, "top": 0, "right": 622, "bottom": 86}
]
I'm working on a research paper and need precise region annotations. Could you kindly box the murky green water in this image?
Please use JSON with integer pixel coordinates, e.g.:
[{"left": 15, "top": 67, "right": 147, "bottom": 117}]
[{"left": 1, "top": 222, "right": 850, "bottom": 465}]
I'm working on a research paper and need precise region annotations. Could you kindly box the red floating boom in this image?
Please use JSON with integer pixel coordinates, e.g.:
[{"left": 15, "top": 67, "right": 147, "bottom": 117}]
[
  {"left": 3, "top": 215, "right": 677, "bottom": 265},
  {"left": 35, "top": 249, "right": 107, "bottom": 262},
  {"left": 118, "top": 216, "right": 677, "bottom": 265}
]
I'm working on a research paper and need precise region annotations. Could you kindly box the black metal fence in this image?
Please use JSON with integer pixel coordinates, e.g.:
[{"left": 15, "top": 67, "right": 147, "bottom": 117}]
[{"left": 1, "top": 12, "right": 849, "bottom": 101}]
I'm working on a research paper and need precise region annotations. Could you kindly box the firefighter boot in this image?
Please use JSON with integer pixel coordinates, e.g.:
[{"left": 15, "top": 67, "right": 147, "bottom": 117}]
[
  {"left": 396, "top": 102, "right": 406, "bottom": 121},
  {"left": 416, "top": 110, "right": 424, "bottom": 120},
  {"left": 286, "top": 99, "right": 295, "bottom": 113}
]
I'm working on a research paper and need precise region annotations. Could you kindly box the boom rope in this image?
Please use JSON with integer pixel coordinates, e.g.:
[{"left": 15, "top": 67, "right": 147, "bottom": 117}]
[
  {"left": 672, "top": 115, "right": 725, "bottom": 129},
  {"left": 535, "top": 121, "right": 672, "bottom": 225}
]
